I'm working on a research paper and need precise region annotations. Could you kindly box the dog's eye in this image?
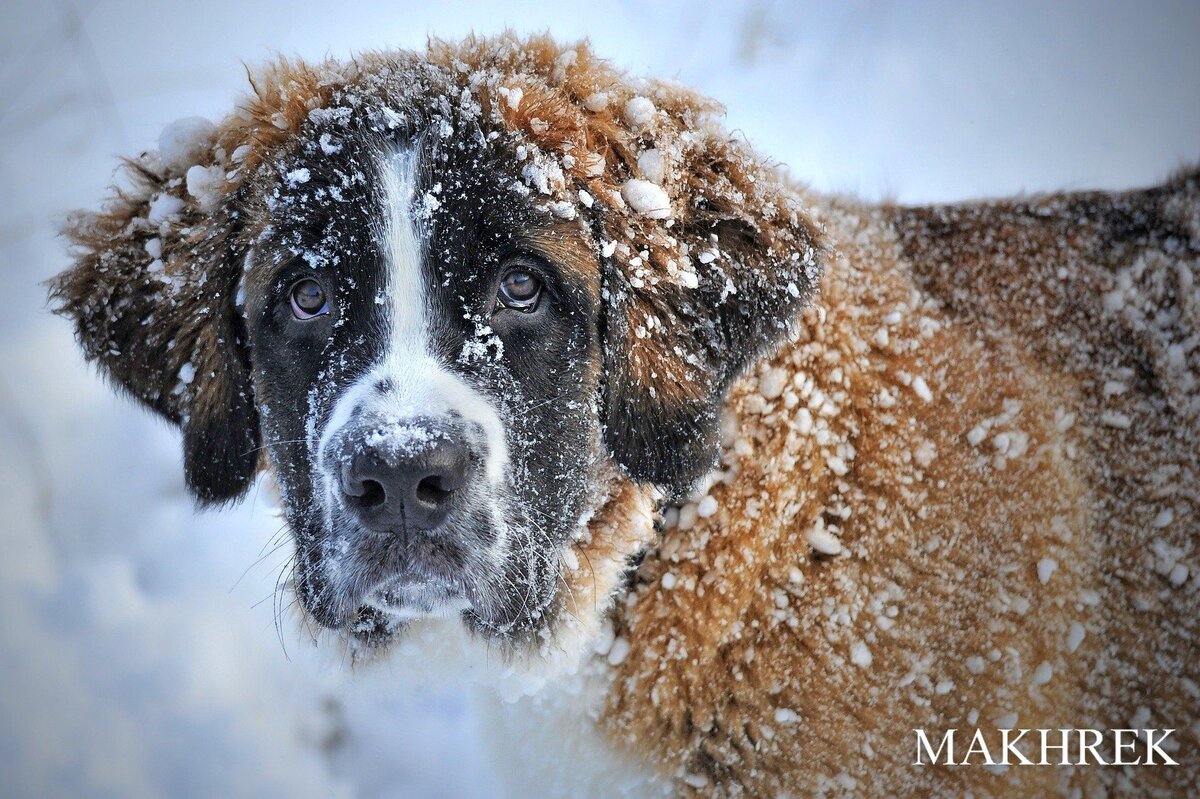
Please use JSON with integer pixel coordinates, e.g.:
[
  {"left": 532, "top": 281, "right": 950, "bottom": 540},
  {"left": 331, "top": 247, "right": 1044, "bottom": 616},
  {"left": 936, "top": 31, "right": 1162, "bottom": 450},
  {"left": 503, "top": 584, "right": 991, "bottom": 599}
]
[
  {"left": 289, "top": 279, "right": 329, "bottom": 319},
  {"left": 497, "top": 269, "right": 542, "bottom": 312}
]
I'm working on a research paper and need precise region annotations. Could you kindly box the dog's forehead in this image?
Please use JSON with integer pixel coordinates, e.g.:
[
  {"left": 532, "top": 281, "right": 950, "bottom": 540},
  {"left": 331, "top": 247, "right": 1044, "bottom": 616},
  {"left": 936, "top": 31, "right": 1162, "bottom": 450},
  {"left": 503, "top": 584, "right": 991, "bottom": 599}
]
[{"left": 243, "top": 123, "right": 601, "bottom": 304}]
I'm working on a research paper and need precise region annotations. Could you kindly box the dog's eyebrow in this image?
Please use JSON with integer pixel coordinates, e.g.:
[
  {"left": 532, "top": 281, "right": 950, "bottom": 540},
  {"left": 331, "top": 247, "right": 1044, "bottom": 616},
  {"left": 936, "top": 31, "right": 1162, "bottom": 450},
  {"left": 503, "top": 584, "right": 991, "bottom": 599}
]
[{"left": 518, "top": 224, "right": 600, "bottom": 295}]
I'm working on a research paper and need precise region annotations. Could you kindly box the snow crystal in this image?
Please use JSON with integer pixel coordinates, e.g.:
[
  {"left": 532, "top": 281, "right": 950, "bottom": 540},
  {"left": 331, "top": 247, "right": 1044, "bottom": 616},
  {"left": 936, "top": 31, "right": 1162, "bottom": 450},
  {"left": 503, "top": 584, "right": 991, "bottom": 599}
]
[
  {"left": 696, "top": 495, "right": 718, "bottom": 518},
  {"left": 660, "top": 572, "right": 677, "bottom": 590},
  {"left": 623, "top": 96, "right": 656, "bottom": 129},
  {"left": 286, "top": 168, "right": 312, "bottom": 187},
  {"left": 621, "top": 179, "right": 671, "bottom": 219},
  {"left": 157, "top": 116, "right": 215, "bottom": 173},
  {"left": 1169, "top": 563, "right": 1190, "bottom": 587},
  {"left": 178, "top": 363, "right": 196, "bottom": 384},
  {"left": 578, "top": 189, "right": 594, "bottom": 208},
  {"left": 583, "top": 92, "right": 609, "bottom": 112},
  {"left": 913, "top": 440, "right": 937, "bottom": 468},
  {"left": 546, "top": 201, "right": 577, "bottom": 219},
  {"left": 1036, "top": 558, "right": 1058, "bottom": 584},
  {"left": 911, "top": 376, "right": 933, "bottom": 402},
  {"left": 758, "top": 367, "right": 788, "bottom": 400},
  {"left": 636, "top": 148, "right": 666, "bottom": 184},
  {"left": 147, "top": 193, "right": 184, "bottom": 226},
  {"left": 501, "top": 86, "right": 523, "bottom": 111},
  {"left": 318, "top": 132, "right": 342, "bottom": 155},
  {"left": 606, "top": 636, "right": 631, "bottom": 666},
  {"left": 144, "top": 237, "right": 162, "bottom": 259},
  {"left": 849, "top": 641, "right": 873, "bottom": 668},
  {"left": 1100, "top": 411, "right": 1131, "bottom": 429},
  {"left": 591, "top": 623, "right": 616, "bottom": 657},
  {"left": 1031, "top": 661, "right": 1053, "bottom": 686},
  {"left": 806, "top": 524, "right": 842, "bottom": 556},
  {"left": 773, "top": 708, "right": 800, "bottom": 724},
  {"left": 1066, "top": 622, "right": 1086, "bottom": 653},
  {"left": 185, "top": 164, "right": 224, "bottom": 211},
  {"left": 521, "top": 157, "right": 564, "bottom": 195}
]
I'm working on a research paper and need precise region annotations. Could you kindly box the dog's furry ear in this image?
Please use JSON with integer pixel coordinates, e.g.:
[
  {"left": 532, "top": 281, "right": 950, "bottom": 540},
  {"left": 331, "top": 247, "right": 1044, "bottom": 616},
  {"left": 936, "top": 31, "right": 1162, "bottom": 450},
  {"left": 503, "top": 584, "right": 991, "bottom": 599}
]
[
  {"left": 595, "top": 134, "right": 824, "bottom": 497},
  {"left": 49, "top": 120, "right": 260, "bottom": 505}
]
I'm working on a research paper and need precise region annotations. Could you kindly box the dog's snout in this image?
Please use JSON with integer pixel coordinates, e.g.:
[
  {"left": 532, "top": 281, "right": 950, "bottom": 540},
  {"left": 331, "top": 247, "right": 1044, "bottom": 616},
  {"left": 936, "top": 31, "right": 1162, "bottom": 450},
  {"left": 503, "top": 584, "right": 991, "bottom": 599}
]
[{"left": 338, "top": 421, "right": 471, "bottom": 533}]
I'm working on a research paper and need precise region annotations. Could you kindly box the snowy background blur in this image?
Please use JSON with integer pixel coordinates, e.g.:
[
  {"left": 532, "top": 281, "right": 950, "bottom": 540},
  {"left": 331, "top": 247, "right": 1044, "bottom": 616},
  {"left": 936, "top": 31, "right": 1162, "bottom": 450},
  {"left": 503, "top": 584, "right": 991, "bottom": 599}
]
[{"left": 1, "top": 1, "right": 1197, "bottom": 797}]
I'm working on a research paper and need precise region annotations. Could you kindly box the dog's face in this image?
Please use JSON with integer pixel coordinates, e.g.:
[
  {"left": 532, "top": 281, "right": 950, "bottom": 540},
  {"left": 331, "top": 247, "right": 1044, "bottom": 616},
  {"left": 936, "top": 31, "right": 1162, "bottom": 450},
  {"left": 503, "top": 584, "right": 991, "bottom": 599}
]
[
  {"left": 244, "top": 128, "right": 606, "bottom": 639},
  {"left": 51, "top": 38, "right": 822, "bottom": 658}
]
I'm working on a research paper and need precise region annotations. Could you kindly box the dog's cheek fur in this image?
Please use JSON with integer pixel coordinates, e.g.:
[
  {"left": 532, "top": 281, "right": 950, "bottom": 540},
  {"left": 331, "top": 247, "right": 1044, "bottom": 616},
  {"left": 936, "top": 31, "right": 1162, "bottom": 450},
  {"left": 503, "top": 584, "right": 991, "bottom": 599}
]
[{"left": 50, "top": 160, "right": 260, "bottom": 504}]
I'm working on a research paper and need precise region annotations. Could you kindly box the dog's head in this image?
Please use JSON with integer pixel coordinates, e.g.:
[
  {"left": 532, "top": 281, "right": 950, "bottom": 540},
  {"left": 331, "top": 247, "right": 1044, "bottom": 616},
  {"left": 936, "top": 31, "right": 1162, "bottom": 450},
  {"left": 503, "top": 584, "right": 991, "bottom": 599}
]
[{"left": 51, "top": 35, "right": 822, "bottom": 662}]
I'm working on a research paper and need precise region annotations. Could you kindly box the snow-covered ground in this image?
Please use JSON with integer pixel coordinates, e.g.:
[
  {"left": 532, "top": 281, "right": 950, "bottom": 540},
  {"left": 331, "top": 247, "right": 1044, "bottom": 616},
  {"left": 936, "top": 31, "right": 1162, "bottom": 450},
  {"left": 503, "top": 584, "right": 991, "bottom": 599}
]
[{"left": 1, "top": 1, "right": 1197, "bottom": 797}]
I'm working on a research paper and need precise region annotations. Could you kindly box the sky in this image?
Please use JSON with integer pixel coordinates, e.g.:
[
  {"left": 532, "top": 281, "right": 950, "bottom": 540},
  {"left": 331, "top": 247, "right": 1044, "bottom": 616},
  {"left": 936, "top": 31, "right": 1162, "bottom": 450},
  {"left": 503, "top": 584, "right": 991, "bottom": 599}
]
[{"left": 1, "top": 1, "right": 1197, "bottom": 797}]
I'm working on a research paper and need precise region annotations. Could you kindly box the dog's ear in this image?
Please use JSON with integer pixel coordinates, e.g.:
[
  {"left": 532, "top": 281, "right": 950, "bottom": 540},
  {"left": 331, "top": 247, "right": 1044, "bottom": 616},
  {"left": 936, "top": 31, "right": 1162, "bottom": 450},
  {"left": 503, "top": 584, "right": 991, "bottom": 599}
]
[
  {"left": 465, "top": 39, "right": 827, "bottom": 498},
  {"left": 596, "top": 161, "right": 823, "bottom": 497},
  {"left": 49, "top": 119, "right": 260, "bottom": 505}
]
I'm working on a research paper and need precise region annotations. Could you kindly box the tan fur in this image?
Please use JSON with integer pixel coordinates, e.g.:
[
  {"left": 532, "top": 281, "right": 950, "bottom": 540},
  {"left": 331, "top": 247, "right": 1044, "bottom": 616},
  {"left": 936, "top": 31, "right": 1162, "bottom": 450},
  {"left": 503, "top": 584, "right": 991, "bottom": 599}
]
[{"left": 598, "top": 182, "right": 1200, "bottom": 796}]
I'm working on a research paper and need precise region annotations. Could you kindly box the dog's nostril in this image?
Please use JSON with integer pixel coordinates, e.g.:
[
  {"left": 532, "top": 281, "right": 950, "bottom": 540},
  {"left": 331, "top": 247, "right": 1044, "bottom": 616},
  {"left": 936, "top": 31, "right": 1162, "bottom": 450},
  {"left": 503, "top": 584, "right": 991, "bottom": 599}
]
[
  {"left": 349, "top": 479, "right": 386, "bottom": 509},
  {"left": 415, "top": 475, "right": 452, "bottom": 506}
]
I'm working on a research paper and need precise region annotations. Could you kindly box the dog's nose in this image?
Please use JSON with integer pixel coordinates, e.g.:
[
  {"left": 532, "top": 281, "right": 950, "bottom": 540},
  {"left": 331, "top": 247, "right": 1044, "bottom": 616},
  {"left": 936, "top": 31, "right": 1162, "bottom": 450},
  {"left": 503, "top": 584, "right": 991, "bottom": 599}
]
[{"left": 339, "top": 423, "right": 471, "bottom": 533}]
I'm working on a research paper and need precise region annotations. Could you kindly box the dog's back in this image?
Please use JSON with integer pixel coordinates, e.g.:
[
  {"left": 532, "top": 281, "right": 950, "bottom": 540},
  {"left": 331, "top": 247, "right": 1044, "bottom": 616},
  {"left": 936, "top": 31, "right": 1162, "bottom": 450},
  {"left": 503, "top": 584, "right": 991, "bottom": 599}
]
[{"left": 599, "top": 172, "right": 1199, "bottom": 797}]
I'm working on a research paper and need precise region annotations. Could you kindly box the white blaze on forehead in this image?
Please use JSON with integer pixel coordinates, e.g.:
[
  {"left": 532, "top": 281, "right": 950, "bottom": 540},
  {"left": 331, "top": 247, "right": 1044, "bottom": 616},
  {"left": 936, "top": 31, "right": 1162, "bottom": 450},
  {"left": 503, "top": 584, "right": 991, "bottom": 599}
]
[
  {"left": 317, "top": 143, "right": 508, "bottom": 491},
  {"left": 379, "top": 146, "right": 427, "bottom": 357}
]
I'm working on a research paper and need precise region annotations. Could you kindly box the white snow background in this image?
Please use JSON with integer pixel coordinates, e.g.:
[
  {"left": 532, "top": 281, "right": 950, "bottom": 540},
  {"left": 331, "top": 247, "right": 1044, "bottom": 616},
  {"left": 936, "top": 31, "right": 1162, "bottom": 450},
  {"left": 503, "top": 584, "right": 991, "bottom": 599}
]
[{"left": 1, "top": 1, "right": 1197, "bottom": 797}]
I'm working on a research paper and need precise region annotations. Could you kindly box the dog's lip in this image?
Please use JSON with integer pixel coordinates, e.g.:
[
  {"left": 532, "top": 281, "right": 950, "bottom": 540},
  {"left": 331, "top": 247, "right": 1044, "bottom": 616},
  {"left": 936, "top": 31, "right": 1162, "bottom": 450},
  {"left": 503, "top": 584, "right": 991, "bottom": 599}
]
[{"left": 362, "top": 571, "right": 467, "bottom": 616}]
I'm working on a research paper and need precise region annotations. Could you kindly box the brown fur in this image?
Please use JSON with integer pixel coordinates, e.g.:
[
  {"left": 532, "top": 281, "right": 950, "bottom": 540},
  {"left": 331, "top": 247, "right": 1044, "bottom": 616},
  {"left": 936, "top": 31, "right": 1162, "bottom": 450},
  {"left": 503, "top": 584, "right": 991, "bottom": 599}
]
[{"left": 599, "top": 180, "right": 1200, "bottom": 796}]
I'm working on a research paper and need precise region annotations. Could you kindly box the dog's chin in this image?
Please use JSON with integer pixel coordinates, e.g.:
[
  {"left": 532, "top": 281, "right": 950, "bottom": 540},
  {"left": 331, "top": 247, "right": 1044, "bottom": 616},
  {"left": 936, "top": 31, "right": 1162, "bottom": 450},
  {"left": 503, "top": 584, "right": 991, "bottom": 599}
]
[
  {"left": 364, "top": 575, "right": 471, "bottom": 621},
  {"left": 292, "top": 504, "right": 569, "bottom": 651}
]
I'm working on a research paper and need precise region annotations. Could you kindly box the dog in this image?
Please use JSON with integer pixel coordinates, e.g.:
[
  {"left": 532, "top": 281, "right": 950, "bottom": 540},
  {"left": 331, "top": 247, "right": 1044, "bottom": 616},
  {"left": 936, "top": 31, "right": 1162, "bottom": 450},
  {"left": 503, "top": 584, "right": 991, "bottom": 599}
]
[{"left": 52, "top": 33, "right": 1198, "bottom": 797}]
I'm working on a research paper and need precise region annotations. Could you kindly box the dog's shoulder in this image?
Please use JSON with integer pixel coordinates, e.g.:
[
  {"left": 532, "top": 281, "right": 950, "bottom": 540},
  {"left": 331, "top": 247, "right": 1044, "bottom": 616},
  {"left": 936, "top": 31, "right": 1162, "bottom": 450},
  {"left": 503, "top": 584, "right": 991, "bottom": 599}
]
[{"left": 598, "top": 178, "right": 1200, "bottom": 796}]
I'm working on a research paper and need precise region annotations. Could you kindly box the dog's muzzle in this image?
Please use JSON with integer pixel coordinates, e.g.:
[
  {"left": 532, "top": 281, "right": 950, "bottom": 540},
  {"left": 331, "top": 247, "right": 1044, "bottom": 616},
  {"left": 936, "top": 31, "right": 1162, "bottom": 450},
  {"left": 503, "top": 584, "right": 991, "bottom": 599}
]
[{"left": 316, "top": 413, "right": 491, "bottom": 621}]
